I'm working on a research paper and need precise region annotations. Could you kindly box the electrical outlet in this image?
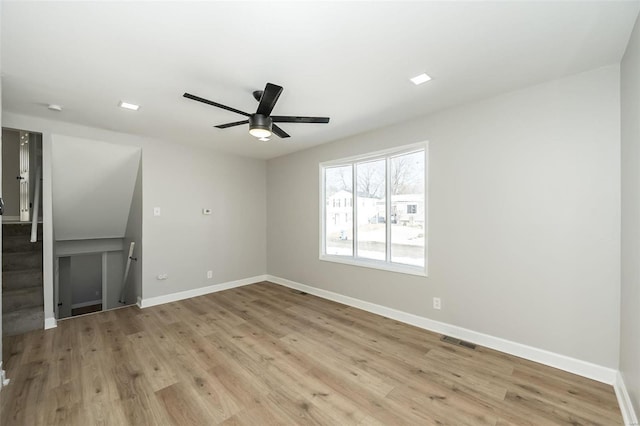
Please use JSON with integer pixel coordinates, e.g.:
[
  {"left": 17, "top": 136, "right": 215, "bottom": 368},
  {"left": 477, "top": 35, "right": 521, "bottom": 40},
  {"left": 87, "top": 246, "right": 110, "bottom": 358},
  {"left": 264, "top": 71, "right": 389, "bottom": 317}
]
[
  {"left": 157, "top": 274, "right": 168, "bottom": 280},
  {"left": 154, "top": 207, "right": 161, "bottom": 216},
  {"left": 207, "top": 270, "right": 213, "bottom": 279},
  {"left": 433, "top": 297, "right": 441, "bottom": 310}
]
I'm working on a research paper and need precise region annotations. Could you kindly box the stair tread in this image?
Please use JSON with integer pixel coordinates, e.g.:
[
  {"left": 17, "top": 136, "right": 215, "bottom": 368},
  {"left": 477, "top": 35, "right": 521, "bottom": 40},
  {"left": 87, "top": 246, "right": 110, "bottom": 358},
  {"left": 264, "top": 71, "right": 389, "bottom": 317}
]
[
  {"left": 3, "top": 250, "right": 42, "bottom": 255},
  {"left": 2, "top": 284, "right": 43, "bottom": 293},
  {"left": 2, "top": 269, "right": 42, "bottom": 275},
  {"left": 2, "top": 305, "right": 44, "bottom": 315},
  {"left": 2, "top": 306, "right": 44, "bottom": 336},
  {"left": 2, "top": 270, "right": 43, "bottom": 291},
  {"left": 2, "top": 253, "right": 43, "bottom": 271},
  {"left": 2, "top": 224, "right": 43, "bottom": 237},
  {"left": 2, "top": 285, "right": 44, "bottom": 310},
  {"left": 2, "top": 267, "right": 42, "bottom": 273}
]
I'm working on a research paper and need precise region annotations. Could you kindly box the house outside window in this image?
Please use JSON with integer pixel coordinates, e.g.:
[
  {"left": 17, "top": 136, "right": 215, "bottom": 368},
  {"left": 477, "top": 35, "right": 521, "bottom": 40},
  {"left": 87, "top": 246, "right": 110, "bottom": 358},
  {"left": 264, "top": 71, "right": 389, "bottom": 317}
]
[{"left": 320, "top": 143, "right": 427, "bottom": 276}]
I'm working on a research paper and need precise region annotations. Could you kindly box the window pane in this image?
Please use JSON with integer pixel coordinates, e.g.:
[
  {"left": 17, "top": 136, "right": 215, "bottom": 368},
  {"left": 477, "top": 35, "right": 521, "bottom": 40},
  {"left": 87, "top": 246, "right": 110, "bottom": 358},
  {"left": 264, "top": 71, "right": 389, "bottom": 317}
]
[
  {"left": 391, "top": 151, "right": 425, "bottom": 266},
  {"left": 356, "top": 159, "right": 386, "bottom": 261},
  {"left": 325, "top": 165, "right": 353, "bottom": 256}
]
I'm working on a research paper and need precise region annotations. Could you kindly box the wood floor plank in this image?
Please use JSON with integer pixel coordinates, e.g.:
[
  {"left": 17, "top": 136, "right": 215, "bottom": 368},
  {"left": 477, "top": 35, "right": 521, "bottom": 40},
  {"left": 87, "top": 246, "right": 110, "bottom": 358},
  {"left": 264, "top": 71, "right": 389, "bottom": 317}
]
[
  {"left": 155, "top": 382, "right": 215, "bottom": 426},
  {"left": 0, "top": 282, "right": 624, "bottom": 425}
]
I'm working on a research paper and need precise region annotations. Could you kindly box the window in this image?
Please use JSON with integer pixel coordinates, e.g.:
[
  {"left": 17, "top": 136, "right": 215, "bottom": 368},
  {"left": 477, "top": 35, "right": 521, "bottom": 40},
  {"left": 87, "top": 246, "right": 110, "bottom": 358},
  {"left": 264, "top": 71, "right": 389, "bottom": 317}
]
[{"left": 321, "top": 143, "right": 427, "bottom": 275}]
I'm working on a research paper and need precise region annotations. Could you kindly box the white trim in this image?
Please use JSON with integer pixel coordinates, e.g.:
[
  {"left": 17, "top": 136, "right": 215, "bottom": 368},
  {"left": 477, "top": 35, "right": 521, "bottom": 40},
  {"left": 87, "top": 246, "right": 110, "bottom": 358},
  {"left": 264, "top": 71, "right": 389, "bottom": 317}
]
[
  {"left": 320, "top": 141, "right": 427, "bottom": 167},
  {"left": 266, "top": 275, "right": 618, "bottom": 385},
  {"left": 136, "top": 296, "right": 142, "bottom": 308},
  {"left": 44, "top": 316, "right": 57, "bottom": 330},
  {"left": 615, "top": 371, "right": 639, "bottom": 426},
  {"left": 319, "top": 142, "right": 428, "bottom": 277},
  {"left": 71, "top": 299, "right": 102, "bottom": 309},
  {"left": 319, "top": 255, "right": 426, "bottom": 276},
  {"left": 42, "top": 131, "right": 55, "bottom": 329},
  {"left": 138, "top": 275, "right": 268, "bottom": 308},
  {"left": 102, "top": 252, "right": 108, "bottom": 310},
  {"left": 0, "top": 362, "right": 10, "bottom": 390},
  {"left": 318, "top": 164, "right": 327, "bottom": 260}
]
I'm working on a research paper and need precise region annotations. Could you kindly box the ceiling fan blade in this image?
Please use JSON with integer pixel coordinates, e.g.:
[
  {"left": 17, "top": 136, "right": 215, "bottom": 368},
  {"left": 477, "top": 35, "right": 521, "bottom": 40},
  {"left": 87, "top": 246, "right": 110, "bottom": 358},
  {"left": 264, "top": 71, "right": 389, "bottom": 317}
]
[
  {"left": 256, "top": 83, "right": 283, "bottom": 116},
  {"left": 271, "top": 124, "right": 290, "bottom": 138},
  {"left": 183, "top": 92, "right": 250, "bottom": 117},
  {"left": 271, "top": 116, "right": 330, "bottom": 124},
  {"left": 214, "top": 119, "right": 249, "bottom": 129}
]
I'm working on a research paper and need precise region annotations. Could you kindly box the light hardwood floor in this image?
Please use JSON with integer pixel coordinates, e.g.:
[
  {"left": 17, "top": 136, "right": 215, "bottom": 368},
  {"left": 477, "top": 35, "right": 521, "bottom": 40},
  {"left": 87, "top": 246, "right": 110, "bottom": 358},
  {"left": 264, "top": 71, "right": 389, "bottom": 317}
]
[{"left": 0, "top": 282, "right": 623, "bottom": 425}]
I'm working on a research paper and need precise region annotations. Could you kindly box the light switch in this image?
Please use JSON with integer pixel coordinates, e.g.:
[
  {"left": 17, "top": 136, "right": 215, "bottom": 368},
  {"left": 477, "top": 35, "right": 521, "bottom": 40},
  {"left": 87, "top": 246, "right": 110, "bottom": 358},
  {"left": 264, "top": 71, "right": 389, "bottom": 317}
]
[
  {"left": 202, "top": 208, "right": 212, "bottom": 215},
  {"left": 154, "top": 207, "right": 161, "bottom": 216}
]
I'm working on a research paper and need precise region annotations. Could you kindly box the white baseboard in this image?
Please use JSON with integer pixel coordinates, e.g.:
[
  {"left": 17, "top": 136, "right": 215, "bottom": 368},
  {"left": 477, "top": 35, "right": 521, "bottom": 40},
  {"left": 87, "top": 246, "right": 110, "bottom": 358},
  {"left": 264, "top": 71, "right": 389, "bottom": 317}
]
[
  {"left": 44, "top": 316, "right": 57, "bottom": 330},
  {"left": 71, "top": 299, "right": 102, "bottom": 309},
  {"left": 615, "top": 371, "right": 639, "bottom": 426},
  {"left": 266, "top": 275, "right": 618, "bottom": 385},
  {"left": 139, "top": 275, "right": 269, "bottom": 308}
]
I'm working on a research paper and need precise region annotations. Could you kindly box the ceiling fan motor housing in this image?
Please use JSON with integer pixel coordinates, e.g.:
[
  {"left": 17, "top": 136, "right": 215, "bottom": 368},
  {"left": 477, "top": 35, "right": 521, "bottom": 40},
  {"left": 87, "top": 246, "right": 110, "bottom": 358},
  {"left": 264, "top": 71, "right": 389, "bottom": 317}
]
[{"left": 249, "top": 114, "right": 272, "bottom": 137}]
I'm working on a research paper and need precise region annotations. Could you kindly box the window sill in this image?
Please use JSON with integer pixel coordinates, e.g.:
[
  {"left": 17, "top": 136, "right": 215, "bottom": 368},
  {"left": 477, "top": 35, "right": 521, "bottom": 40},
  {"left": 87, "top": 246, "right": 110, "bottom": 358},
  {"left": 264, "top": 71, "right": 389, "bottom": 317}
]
[{"left": 319, "top": 255, "right": 427, "bottom": 277}]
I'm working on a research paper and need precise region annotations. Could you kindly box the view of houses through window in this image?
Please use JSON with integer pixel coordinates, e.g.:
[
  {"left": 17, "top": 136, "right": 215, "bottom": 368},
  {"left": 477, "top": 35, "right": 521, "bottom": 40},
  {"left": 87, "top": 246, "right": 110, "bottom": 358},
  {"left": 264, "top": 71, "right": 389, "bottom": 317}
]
[{"left": 322, "top": 145, "right": 426, "bottom": 272}]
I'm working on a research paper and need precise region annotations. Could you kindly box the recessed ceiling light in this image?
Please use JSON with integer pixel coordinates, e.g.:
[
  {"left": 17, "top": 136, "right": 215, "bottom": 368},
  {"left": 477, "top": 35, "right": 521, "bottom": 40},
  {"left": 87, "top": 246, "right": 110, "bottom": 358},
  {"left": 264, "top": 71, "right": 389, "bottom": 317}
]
[
  {"left": 118, "top": 101, "right": 140, "bottom": 111},
  {"left": 48, "top": 104, "right": 63, "bottom": 112},
  {"left": 410, "top": 73, "right": 432, "bottom": 85}
]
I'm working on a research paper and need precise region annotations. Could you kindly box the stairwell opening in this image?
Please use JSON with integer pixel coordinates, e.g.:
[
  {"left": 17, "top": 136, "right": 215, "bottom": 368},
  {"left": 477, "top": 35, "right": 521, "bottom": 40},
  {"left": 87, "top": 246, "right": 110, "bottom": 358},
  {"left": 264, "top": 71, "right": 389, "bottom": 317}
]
[
  {"left": 2, "top": 128, "right": 44, "bottom": 337},
  {"left": 52, "top": 135, "right": 142, "bottom": 321}
]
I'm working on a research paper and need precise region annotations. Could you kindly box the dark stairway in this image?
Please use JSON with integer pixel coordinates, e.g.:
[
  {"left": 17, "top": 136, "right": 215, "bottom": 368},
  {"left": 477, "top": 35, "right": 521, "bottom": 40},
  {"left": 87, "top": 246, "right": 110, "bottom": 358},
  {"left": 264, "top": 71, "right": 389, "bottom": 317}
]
[{"left": 2, "top": 223, "right": 44, "bottom": 336}]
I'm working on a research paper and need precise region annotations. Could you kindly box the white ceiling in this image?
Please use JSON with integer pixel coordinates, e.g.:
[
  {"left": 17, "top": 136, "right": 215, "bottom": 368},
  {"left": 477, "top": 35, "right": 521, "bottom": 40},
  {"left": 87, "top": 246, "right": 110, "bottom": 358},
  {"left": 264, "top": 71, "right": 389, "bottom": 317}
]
[{"left": 2, "top": 1, "right": 639, "bottom": 160}]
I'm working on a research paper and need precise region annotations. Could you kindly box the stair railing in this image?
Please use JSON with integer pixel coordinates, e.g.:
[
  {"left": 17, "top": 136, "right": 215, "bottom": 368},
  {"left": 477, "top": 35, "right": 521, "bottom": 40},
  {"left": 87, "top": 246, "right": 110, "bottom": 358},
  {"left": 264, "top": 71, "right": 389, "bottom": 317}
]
[{"left": 119, "top": 242, "right": 137, "bottom": 304}]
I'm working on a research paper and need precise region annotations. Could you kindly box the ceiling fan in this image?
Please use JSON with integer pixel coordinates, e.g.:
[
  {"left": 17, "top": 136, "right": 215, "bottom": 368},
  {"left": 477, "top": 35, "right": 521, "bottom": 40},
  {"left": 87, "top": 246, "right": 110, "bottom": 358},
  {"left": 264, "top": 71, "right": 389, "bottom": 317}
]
[{"left": 183, "top": 83, "right": 330, "bottom": 140}]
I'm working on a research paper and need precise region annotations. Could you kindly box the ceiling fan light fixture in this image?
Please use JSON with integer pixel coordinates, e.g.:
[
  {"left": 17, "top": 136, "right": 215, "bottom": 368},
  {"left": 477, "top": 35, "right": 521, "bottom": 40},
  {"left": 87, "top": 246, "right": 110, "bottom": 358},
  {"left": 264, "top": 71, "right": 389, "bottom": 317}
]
[
  {"left": 249, "top": 127, "right": 272, "bottom": 138},
  {"left": 249, "top": 114, "right": 272, "bottom": 138}
]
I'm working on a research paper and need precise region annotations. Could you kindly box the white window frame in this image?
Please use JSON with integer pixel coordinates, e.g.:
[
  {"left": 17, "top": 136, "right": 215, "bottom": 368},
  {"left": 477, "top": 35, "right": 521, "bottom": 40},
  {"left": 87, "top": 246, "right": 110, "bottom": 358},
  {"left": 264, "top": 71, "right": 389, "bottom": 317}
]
[{"left": 319, "top": 142, "right": 428, "bottom": 276}]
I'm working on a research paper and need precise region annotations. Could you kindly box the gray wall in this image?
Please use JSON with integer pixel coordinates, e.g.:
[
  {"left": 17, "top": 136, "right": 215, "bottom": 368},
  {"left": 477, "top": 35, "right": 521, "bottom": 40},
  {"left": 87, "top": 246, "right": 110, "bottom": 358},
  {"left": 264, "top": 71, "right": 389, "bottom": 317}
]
[
  {"left": 2, "top": 112, "right": 267, "bottom": 307},
  {"left": 51, "top": 135, "right": 141, "bottom": 241},
  {"left": 267, "top": 65, "right": 621, "bottom": 368},
  {"left": 141, "top": 135, "right": 267, "bottom": 298},
  {"left": 1, "top": 129, "right": 19, "bottom": 218},
  {"left": 621, "top": 12, "right": 640, "bottom": 418},
  {"left": 70, "top": 254, "right": 102, "bottom": 306}
]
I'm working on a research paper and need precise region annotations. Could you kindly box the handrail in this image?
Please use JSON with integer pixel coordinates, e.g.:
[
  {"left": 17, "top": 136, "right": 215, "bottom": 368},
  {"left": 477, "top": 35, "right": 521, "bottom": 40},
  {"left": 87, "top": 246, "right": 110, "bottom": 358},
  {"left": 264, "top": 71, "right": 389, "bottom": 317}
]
[
  {"left": 30, "top": 166, "right": 41, "bottom": 243},
  {"left": 119, "top": 242, "right": 136, "bottom": 304}
]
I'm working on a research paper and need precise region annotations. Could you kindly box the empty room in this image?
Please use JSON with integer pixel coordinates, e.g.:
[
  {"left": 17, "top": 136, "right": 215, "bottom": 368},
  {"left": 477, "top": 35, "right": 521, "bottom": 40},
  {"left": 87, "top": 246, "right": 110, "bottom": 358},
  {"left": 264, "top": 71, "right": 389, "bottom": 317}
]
[{"left": 0, "top": 1, "right": 639, "bottom": 425}]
